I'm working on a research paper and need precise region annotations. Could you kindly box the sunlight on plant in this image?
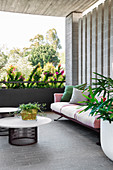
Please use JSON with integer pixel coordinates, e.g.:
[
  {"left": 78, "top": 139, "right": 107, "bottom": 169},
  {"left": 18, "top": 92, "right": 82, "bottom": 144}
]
[
  {"left": 78, "top": 72, "right": 113, "bottom": 123},
  {"left": 2, "top": 63, "right": 65, "bottom": 89}
]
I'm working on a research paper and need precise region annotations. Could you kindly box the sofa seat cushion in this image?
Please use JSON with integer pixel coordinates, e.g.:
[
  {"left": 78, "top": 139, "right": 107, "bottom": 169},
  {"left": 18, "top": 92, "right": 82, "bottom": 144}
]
[
  {"left": 61, "top": 105, "right": 82, "bottom": 119},
  {"left": 51, "top": 102, "right": 100, "bottom": 129},
  {"left": 51, "top": 102, "right": 71, "bottom": 113},
  {"left": 74, "top": 109, "right": 100, "bottom": 128}
]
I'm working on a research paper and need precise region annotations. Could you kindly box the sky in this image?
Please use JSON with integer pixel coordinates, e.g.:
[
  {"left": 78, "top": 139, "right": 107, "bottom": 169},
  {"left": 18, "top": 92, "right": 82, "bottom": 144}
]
[{"left": 0, "top": 11, "right": 65, "bottom": 52}]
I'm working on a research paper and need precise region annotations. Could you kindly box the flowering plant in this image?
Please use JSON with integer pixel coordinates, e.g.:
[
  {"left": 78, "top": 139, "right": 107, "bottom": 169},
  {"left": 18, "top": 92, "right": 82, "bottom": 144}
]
[
  {"left": 26, "top": 63, "right": 65, "bottom": 88},
  {"left": 26, "top": 64, "right": 42, "bottom": 88},
  {"left": 4, "top": 65, "right": 25, "bottom": 88},
  {"left": 49, "top": 64, "right": 65, "bottom": 88},
  {"left": 79, "top": 72, "right": 113, "bottom": 123},
  {"left": 2, "top": 64, "right": 65, "bottom": 89}
]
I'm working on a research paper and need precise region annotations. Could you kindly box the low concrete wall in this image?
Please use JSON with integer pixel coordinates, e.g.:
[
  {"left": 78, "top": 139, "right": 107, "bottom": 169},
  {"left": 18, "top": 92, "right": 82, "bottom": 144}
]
[{"left": 0, "top": 88, "right": 64, "bottom": 110}]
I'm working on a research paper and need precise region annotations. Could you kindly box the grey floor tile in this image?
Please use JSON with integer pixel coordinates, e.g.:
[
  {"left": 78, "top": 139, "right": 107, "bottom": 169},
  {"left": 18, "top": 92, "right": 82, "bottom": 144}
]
[{"left": 0, "top": 112, "right": 113, "bottom": 170}]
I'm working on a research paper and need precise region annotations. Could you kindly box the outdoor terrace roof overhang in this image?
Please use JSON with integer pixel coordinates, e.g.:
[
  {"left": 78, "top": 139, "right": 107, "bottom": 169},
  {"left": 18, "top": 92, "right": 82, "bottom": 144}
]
[{"left": 0, "top": 0, "right": 99, "bottom": 17}]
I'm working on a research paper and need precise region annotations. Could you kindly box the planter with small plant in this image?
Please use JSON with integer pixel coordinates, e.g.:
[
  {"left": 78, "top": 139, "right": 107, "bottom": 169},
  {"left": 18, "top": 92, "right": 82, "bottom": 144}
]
[
  {"left": 16, "top": 103, "right": 46, "bottom": 120},
  {"left": 0, "top": 64, "right": 65, "bottom": 110}
]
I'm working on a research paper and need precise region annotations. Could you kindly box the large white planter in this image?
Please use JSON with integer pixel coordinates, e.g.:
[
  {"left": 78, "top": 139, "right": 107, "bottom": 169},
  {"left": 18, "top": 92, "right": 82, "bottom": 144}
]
[{"left": 101, "top": 119, "right": 113, "bottom": 161}]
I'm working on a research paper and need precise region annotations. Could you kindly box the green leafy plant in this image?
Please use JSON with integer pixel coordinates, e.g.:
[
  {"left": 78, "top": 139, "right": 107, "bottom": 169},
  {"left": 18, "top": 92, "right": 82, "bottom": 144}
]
[
  {"left": 14, "top": 102, "right": 46, "bottom": 117},
  {"left": 28, "top": 44, "right": 60, "bottom": 68},
  {"left": 2, "top": 64, "right": 65, "bottom": 89},
  {"left": 79, "top": 72, "right": 113, "bottom": 123},
  {"left": 4, "top": 65, "right": 25, "bottom": 88},
  {"left": 26, "top": 64, "right": 42, "bottom": 88},
  {"left": 48, "top": 64, "right": 65, "bottom": 88},
  {"left": 14, "top": 102, "right": 46, "bottom": 120},
  {"left": 19, "top": 102, "right": 46, "bottom": 112}
]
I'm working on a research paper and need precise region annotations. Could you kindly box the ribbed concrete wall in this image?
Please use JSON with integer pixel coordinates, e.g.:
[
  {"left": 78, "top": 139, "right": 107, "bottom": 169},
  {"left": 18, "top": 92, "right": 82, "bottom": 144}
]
[
  {"left": 92, "top": 8, "right": 97, "bottom": 81},
  {"left": 78, "top": 19, "right": 83, "bottom": 84},
  {"left": 97, "top": 4, "right": 103, "bottom": 75},
  {"left": 110, "top": 0, "right": 113, "bottom": 78},
  {"left": 87, "top": 12, "right": 92, "bottom": 85},
  {"left": 65, "top": 14, "right": 73, "bottom": 84},
  {"left": 78, "top": 0, "right": 112, "bottom": 85},
  {"left": 65, "top": 12, "right": 82, "bottom": 85},
  {"left": 103, "top": 0, "right": 111, "bottom": 77},
  {"left": 82, "top": 16, "right": 87, "bottom": 84}
]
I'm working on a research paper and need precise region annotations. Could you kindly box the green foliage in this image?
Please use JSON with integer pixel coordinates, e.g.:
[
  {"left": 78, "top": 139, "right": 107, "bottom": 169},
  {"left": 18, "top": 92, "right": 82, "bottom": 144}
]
[
  {"left": 13, "top": 103, "right": 46, "bottom": 117},
  {"left": 24, "top": 28, "right": 61, "bottom": 68},
  {"left": 46, "top": 28, "right": 62, "bottom": 50},
  {"left": 0, "top": 50, "right": 8, "bottom": 69},
  {"left": 4, "top": 65, "right": 25, "bottom": 88},
  {"left": 43, "top": 62, "right": 56, "bottom": 74},
  {"left": 0, "top": 28, "right": 64, "bottom": 82},
  {"left": 0, "top": 47, "right": 33, "bottom": 81},
  {"left": 51, "top": 64, "right": 65, "bottom": 88},
  {"left": 0, "top": 28, "right": 65, "bottom": 87},
  {"left": 28, "top": 44, "right": 60, "bottom": 68},
  {"left": 29, "top": 34, "right": 44, "bottom": 48},
  {"left": 26, "top": 63, "right": 65, "bottom": 88},
  {"left": 79, "top": 72, "right": 113, "bottom": 123},
  {"left": 3, "top": 64, "right": 65, "bottom": 89},
  {"left": 26, "top": 64, "right": 42, "bottom": 88},
  {"left": 58, "top": 52, "right": 65, "bottom": 65},
  {"left": 19, "top": 103, "right": 46, "bottom": 112},
  {"left": 9, "top": 48, "right": 24, "bottom": 58},
  {"left": 74, "top": 83, "right": 87, "bottom": 90}
]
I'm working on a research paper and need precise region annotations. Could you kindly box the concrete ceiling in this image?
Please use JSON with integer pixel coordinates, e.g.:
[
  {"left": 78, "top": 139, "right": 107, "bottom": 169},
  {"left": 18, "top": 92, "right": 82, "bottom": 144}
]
[{"left": 0, "top": 0, "right": 99, "bottom": 17}]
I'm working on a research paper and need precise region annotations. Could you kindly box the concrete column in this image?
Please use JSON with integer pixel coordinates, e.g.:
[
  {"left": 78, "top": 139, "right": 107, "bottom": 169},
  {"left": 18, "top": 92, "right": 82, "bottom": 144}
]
[
  {"left": 103, "top": 0, "right": 111, "bottom": 77},
  {"left": 77, "top": 0, "right": 112, "bottom": 88},
  {"left": 110, "top": 0, "right": 113, "bottom": 78},
  {"left": 97, "top": 4, "right": 103, "bottom": 75},
  {"left": 82, "top": 15, "right": 87, "bottom": 84},
  {"left": 92, "top": 8, "right": 97, "bottom": 80},
  {"left": 78, "top": 18, "right": 83, "bottom": 84},
  {"left": 87, "top": 12, "right": 92, "bottom": 85},
  {"left": 65, "top": 12, "right": 82, "bottom": 85}
]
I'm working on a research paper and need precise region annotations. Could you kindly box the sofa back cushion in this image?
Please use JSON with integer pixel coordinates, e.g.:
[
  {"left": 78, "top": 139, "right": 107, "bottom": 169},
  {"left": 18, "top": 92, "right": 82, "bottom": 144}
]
[
  {"left": 69, "top": 88, "right": 89, "bottom": 105},
  {"left": 60, "top": 86, "right": 74, "bottom": 102},
  {"left": 60, "top": 84, "right": 87, "bottom": 102}
]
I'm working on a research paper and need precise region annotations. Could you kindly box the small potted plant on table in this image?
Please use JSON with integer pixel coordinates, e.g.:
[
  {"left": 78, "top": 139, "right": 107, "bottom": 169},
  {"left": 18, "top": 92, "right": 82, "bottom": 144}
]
[{"left": 17, "top": 103, "right": 46, "bottom": 120}]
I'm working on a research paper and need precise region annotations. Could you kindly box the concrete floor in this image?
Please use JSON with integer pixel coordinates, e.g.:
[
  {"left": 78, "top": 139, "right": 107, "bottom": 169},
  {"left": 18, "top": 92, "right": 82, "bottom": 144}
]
[{"left": 0, "top": 112, "right": 113, "bottom": 170}]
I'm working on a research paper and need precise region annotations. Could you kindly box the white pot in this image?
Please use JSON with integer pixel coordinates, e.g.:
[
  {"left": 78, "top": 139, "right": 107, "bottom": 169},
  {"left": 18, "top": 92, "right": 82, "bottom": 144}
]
[{"left": 101, "top": 119, "right": 113, "bottom": 161}]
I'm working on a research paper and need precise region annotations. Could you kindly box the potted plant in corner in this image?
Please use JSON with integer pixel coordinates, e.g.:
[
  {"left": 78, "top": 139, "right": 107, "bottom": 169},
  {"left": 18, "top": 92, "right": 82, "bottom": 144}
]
[
  {"left": 16, "top": 103, "right": 46, "bottom": 120},
  {"left": 79, "top": 72, "right": 113, "bottom": 161}
]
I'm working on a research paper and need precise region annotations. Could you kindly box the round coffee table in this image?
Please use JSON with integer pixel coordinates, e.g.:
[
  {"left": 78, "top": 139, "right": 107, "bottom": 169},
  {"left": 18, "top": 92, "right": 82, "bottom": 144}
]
[
  {"left": 0, "top": 107, "right": 18, "bottom": 117},
  {"left": 0, "top": 116, "right": 51, "bottom": 146},
  {"left": 0, "top": 107, "right": 18, "bottom": 136}
]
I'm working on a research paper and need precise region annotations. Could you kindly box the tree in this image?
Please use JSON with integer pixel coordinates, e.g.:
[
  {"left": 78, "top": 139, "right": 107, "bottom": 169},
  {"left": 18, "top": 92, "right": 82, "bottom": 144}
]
[
  {"left": 1, "top": 48, "right": 33, "bottom": 80},
  {"left": 0, "top": 50, "right": 8, "bottom": 69},
  {"left": 43, "top": 62, "right": 56, "bottom": 74},
  {"left": 45, "top": 28, "right": 62, "bottom": 50},
  {"left": 29, "top": 34, "right": 44, "bottom": 48},
  {"left": 0, "top": 50, "right": 8, "bottom": 80},
  {"left": 0, "top": 28, "right": 63, "bottom": 80},
  {"left": 9, "top": 48, "right": 24, "bottom": 58},
  {"left": 28, "top": 44, "right": 60, "bottom": 68},
  {"left": 58, "top": 52, "right": 65, "bottom": 65},
  {"left": 25, "top": 28, "right": 61, "bottom": 68}
]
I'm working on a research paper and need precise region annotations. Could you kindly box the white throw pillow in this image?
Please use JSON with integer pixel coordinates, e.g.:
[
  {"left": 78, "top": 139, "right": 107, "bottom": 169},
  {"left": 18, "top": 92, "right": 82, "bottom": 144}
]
[{"left": 69, "top": 88, "right": 89, "bottom": 105}]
